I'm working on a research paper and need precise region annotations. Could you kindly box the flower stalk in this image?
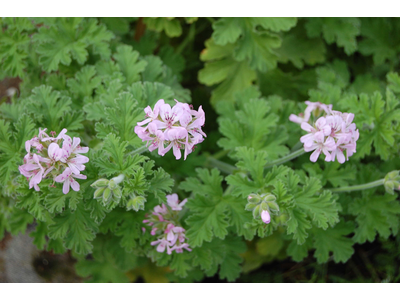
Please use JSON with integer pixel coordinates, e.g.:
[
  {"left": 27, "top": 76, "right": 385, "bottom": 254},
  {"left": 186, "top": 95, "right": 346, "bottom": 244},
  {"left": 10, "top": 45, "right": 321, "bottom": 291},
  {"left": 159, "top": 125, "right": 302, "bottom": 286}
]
[{"left": 328, "top": 179, "right": 384, "bottom": 193}]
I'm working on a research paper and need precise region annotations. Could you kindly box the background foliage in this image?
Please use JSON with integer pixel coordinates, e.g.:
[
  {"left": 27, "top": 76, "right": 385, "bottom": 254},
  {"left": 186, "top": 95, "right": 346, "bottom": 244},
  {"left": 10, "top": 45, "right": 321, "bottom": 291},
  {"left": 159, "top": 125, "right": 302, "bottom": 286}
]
[{"left": 1, "top": 17, "right": 400, "bottom": 283}]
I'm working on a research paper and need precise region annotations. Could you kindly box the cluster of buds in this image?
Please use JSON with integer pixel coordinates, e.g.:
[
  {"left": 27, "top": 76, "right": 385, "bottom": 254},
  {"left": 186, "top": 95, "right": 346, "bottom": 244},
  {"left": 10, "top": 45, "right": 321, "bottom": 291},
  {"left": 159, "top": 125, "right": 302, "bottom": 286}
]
[
  {"left": 143, "top": 194, "right": 191, "bottom": 254},
  {"left": 19, "top": 128, "right": 89, "bottom": 194},
  {"left": 245, "top": 193, "right": 280, "bottom": 224},
  {"left": 134, "top": 99, "right": 206, "bottom": 160},
  {"left": 384, "top": 171, "right": 400, "bottom": 195},
  {"left": 290, "top": 101, "right": 359, "bottom": 164},
  {"left": 91, "top": 174, "right": 124, "bottom": 205}
]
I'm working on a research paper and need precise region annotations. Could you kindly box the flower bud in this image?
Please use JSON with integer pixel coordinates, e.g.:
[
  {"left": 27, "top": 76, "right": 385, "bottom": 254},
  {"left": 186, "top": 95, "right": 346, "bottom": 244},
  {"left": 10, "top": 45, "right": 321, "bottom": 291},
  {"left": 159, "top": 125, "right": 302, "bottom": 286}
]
[
  {"left": 108, "top": 179, "right": 117, "bottom": 190},
  {"left": 267, "top": 201, "right": 280, "bottom": 213},
  {"left": 262, "top": 194, "right": 276, "bottom": 202},
  {"left": 261, "top": 210, "right": 271, "bottom": 224},
  {"left": 245, "top": 202, "right": 258, "bottom": 211},
  {"left": 384, "top": 170, "right": 400, "bottom": 195},
  {"left": 103, "top": 187, "right": 112, "bottom": 203},
  {"left": 94, "top": 187, "right": 105, "bottom": 199},
  {"left": 91, "top": 178, "right": 109, "bottom": 188},
  {"left": 252, "top": 205, "right": 260, "bottom": 219},
  {"left": 113, "top": 187, "right": 122, "bottom": 199},
  {"left": 247, "top": 194, "right": 260, "bottom": 204}
]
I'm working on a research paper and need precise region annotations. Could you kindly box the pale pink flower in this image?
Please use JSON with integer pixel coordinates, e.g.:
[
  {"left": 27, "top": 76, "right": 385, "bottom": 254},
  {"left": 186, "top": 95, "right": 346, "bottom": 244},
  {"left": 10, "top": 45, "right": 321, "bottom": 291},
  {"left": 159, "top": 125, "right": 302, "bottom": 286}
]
[
  {"left": 305, "top": 132, "right": 336, "bottom": 162},
  {"left": 151, "top": 238, "right": 173, "bottom": 254},
  {"left": 137, "top": 99, "right": 165, "bottom": 126},
  {"left": 19, "top": 128, "right": 89, "bottom": 192},
  {"left": 135, "top": 99, "right": 206, "bottom": 160},
  {"left": 55, "top": 167, "right": 87, "bottom": 194},
  {"left": 166, "top": 194, "right": 187, "bottom": 211},
  {"left": 144, "top": 193, "right": 190, "bottom": 255}
]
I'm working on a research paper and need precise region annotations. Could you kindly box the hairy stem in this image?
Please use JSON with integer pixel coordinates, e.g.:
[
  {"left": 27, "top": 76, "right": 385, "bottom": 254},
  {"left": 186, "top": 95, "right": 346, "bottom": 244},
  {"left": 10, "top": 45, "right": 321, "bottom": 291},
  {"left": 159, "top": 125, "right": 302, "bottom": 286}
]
[
  {"left": 176, "top": 23, "right": 196, "bottom": 54},
  {"left": 328, "top": 179, "right": 384, "bottom": 193},
  {"left": 128, "top": 145, "right": 148, "bottom": 156},
  {"left": 264, "top": 148, "right": 306, "bottom": 169},
  {"left": 207, "top": 157, "right": 237, "bottom": 174},
  {"left": 208, "top": 148, "right": 307, "bottom": 174}
]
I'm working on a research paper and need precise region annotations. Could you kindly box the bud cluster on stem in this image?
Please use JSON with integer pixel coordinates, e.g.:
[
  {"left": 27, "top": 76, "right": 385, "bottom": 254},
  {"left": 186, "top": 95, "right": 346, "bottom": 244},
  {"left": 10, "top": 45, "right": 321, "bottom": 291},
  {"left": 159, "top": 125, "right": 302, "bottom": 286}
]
[
  {"left": 91, "top": 175, "right": 124, "bottom": 205},
  {"left": 245, "top": 193, "right": 280, "bottom": 224},
  {"left": 143, "top": 194, "right": 191, "bottom": 254}
]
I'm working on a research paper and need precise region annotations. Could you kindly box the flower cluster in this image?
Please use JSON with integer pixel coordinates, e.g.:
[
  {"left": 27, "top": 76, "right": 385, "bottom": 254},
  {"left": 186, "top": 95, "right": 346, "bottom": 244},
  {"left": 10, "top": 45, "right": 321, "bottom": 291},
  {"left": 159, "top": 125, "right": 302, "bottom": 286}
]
[
  {"left": 143, "top": 194, "right": 191, "bottom": 254},
  {"left": 18, "top": 128, "right": 89, "bottom": 194},
  {"left": 135, "top": 99, "right": 206, "bottom": 160},
  {"left": 290, "top": 102, "right": 359, "bottom": 164}
]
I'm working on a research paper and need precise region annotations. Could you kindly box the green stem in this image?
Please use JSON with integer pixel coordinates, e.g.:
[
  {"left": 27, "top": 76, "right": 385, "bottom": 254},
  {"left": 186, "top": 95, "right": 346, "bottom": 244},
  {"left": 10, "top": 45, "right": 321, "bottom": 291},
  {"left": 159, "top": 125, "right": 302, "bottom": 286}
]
[
  {"left": 328, "top": 179, "right": 384, "bottom": 193},
  {"left": 176, "top": 23, "right": 196, "bottom": 55},
  {"left": 208, "top": 148, "right": 307, "bottom": 174},
  {"left": 207, "top": 157, "right": 237, "bottom": 174},
  {"left": 128, "top": 145, "right": 148, "bottom": 156},
  {"left": 264, "top": 148, "right": 306, "bottom": 169}
]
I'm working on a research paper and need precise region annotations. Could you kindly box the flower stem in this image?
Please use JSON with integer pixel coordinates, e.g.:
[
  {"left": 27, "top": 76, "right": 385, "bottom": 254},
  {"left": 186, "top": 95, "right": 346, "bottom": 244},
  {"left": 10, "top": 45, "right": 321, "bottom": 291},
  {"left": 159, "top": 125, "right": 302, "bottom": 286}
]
[
  {"left": 328, "top": 179, "right": 385, "bottom": 193},
  {"left": 128, "top": 145, "right": 148, "bottom": 156},
  {"left": 264, "top": 148, "right": 306, "bottom": 169},
  {"left": 207, "top": 157, "right": 237, "bottom": 174}
]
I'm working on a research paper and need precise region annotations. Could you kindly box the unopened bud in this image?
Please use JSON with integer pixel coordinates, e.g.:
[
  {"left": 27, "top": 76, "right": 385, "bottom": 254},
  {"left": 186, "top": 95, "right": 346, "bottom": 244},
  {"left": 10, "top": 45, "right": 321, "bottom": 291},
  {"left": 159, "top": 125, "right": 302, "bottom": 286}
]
[
  {"left": 94, "top": 187, "right": 105, "bottom": 199},
  {"left": 261, "top": 210, "right": 271, "bottom": 224},
  {"left": 91, "top": 178, "right": 109, "bottom": 188},
  {"left": 103, "top": 187, "right": 112, "bottom": 203},
  {"left": 108, "top": 179, "right": 117, "bottom": 190},
  {"left": 113, "top": 187, "right": 122, "bottom": 199}
]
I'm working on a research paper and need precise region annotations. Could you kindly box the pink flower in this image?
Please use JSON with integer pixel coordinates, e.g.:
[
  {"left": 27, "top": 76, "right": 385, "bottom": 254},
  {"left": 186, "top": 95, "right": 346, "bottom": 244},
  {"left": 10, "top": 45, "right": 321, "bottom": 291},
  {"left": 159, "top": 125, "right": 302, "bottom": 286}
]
[
  {"left": 135, "top": 99, "right": 206, "bottom": 160},
  {"left": 19, "top": 154, "right": 44, "bottom": 191},
  {"left": 137, "top": 99, "right": 165, "bottom": 126},
  {"left": 289, "top": 101, "right": 333, "bottom": 124},
  {"left": 166, "top": 194, "right": 187, "bottom": 211},
  {"left": 20, "top": 128, "right": 89, "bottom": 193},
  {"left": 261, "top": 210, "right": 271, "bottom": 224},
  {"left": 55, "top": 167, "right": 87, "bottom": 194},
  {"left": 305, "top": 132, "right": 336, "bottom": 162},
  {"left": 151, "top": 238, "right": 173, "bottom": 254},
  {"left": 296, "top": 103, "right": 358, "bottom": 164},
  {"left": 48, "top": 142, "right": 65, "bottom": 161},
  {"left": 144, "top": 193, "right": 191, "bottom": 254},
  {"left": 162, "top": 127, "right": 189, "bottom": 160}
]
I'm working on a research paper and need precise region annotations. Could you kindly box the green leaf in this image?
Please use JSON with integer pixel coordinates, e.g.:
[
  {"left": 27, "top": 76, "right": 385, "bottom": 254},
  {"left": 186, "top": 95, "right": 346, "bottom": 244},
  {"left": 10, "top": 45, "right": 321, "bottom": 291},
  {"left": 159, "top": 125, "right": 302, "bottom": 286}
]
[
  {"left": 294, "top": 178, "right": 339, "bottom": 229},
  {"left": 144, "top": 17, "right": 182, "bottom": 37},
  {"left": 67, "top": 65, "right": 102, "bottom": 100},
  {"left": 198, "top": 39, "right": 256, "bottom": 104},
  {"left": 277, "top": 20, "right": 326, "bottom": 69},
  {"left": 113, "top": 45, "right": 147, "bottom": 85},
  {"left": 27, "top": 85, "right": 73, "bottom": 131},
  {"left": 94, "top": 133, "right": 147, "bottom": 176},
  {"left": 33, "top": 18, "right": 114, "bottom": 72},
  {"left": 312, "top": 221, "right": 355, "bottom": 263},
  {"left": 305, "top": 17, "right": 360, "bottom": 55},
  {"left": 287, "top": 207, "right": 312, "bottom": 245},
  {"left": 348, "top": 194, "right": 400, "bottom": 244},
  {"left": 358, "top": 18, "right": 400, "bottom": 65},
  {"left": 48, "top": 202, "right": 98, "bottom": 254}
]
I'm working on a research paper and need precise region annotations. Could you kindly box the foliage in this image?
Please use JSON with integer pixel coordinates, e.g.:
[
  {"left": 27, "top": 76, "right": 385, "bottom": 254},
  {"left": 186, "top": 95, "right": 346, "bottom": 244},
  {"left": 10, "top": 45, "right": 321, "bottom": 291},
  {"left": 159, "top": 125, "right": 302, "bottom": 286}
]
[{"left": 1, "top": 17, "right": 400, "bottom": 283}]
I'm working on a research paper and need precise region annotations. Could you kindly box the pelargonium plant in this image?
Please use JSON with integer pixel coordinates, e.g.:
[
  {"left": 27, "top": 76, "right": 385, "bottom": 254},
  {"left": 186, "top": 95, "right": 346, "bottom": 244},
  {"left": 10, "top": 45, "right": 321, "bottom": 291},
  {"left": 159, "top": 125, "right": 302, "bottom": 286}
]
[
  {"left": 2, "top": 17, "right": 400, "bottom": 284},
  {"left": 18, "top": 128, "right": 89, "bottom": 194}
]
